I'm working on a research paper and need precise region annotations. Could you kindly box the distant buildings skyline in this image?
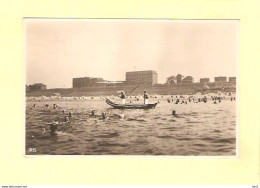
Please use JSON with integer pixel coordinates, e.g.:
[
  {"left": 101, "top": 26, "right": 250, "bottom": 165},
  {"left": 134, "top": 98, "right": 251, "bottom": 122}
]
[
  {"left": 71, "top": 70, "right": 237, "bottom": 89},
  {"left": 27, "top": 75, "right": 237, "bottom": 89},
  {"left": 27, "top": 70, "right": 236, "bottom": 90},
  {"left": 27, "top": 71, "right": 237, "bottom": 88}
]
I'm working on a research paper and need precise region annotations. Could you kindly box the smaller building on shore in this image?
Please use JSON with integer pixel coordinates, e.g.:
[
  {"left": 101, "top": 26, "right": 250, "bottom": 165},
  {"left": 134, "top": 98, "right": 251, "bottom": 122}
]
[
  {"left": 182, "top": 76, "right": 194, "bottom": 84},
  {"left": 214, "top": 76, "right": 227, "bottom": 82},
  {"left": 176, "top": 74, "right": 184, "bottom": 84},
  {"left": 200, "top": 78, "right": 210, "bottom": 84},
  {"left": 29, "top": 83, "right": 47, "bottom": 90},
  {"left": 166, "top": 76, "right": 177, "bottom": 85},
  {"left": 73, "top": 77, "right": 104, "bottom": 88},
  {"left": 229, "top": 77, "right": 236, "bottom": 82}
]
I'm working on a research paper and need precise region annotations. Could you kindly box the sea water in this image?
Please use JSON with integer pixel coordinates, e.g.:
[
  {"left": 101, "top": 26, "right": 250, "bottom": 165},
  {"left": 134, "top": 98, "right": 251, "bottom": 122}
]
[{"left": 25, "top": 95, "right": 236, "bottom": 155}]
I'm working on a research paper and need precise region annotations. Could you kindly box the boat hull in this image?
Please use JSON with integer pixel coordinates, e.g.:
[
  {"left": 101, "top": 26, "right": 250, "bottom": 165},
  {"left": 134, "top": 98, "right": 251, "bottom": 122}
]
[{"left": 106, "top": 99, "right": 157, "bottom": 109}]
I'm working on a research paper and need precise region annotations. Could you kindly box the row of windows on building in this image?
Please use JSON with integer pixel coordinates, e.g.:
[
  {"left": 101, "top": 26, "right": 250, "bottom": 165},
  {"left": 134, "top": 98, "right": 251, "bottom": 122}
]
[
  {"left": 72, "top": 77, "right": 105, "bottom": 88},
  {"left": 125, "top": 70, "right": 158, "bottom": 86}
]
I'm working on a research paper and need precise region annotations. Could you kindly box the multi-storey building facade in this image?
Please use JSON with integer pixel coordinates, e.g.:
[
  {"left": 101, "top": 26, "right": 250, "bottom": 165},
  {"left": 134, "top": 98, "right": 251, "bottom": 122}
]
[
  {"left": 73, "top": 77, "right": 104, "bottom": 88},
  {"left": 214, "top": 76, "right": 227, "bottom": 82},
  {"left": 200, "top": 78, "right": 210, "bottom": 84},
  {"left": 182, "top": 76, "right": 194, "bottom": 84},
  {"left": 125, "top": 70, "right": 158, "bottom": 86},
  {"left": 229, "top": 77, "right": 236, "bottom": 82}
]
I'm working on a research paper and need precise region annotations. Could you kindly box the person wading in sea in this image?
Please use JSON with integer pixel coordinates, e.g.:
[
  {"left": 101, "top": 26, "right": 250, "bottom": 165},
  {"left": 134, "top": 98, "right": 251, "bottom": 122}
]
[
  {"left": 143, "top": 90, "right": 149, "bottom": 104},
  {"left": 119, "top": 91, "right": 126, "bottom": 105}
]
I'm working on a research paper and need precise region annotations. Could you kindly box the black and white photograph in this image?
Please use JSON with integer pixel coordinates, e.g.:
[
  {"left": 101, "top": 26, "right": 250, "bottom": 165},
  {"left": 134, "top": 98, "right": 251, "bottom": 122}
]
[{"left": 25, "top": 19, "right": 238, "bottom": 156}]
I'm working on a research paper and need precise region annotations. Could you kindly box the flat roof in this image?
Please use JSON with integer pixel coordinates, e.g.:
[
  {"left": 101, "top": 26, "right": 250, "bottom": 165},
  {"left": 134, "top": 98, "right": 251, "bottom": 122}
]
[
  {"left": 126, "top": 70, "right": 157, "bottom": 74},
  {"left": 73, "top": 77, "right": 103, "bottom": 79},
  {"left": 30, "top": 83, "right": 46, "bottom": 86}
]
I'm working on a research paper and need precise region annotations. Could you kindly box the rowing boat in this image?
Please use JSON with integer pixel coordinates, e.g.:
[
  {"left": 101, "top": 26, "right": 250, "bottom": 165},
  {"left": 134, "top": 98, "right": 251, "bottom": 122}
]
[{"left": 105, "top": 99, "right": 157, "bottom": 109}]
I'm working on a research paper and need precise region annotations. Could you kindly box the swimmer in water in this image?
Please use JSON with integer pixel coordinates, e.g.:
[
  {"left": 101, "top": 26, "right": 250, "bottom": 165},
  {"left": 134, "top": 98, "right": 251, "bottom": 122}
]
[
  {"left": 41, "top": 128, "right": 46, "bottom": 134},
  {"left": 111, "top": 113, "right": 124, "bottom": 120},
  {"left": 89, "top": 110, "right": 99, "bottom": 118},
  {"left": 53, "top": 104, "right": 57, "bottom": 109},
  {"left": 118, "top": 114, "right": 124, "bottom": 119},
  {"left": 69, "top": 111, "right": 73, "bottom": 118},
  {"left": 64, "top": 116, "right": 70, "bottom": 123},
  {"left": 101, "top": 112, "right": 108, "bottom": 119},
  {"left": 91, "top": 110, "right": 96, "bottom": 116},
  {"left": 49, "top": 121, "right": 59, "bottom": 136},
  {"left": 171, "top": 110, "right": 183, "bottom": 118}
]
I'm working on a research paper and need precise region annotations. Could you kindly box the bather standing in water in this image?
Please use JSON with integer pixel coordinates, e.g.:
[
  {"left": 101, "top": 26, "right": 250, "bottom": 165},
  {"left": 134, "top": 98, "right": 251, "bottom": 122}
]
[
  {"left": 143, "top": 90, "right": 149, "bottom": 104},
  {"left": 53, "top": 104, "right": 57, "bottom": 109},
  {"left": 49, "top": 121, "right": 59, "bottom": 136}
]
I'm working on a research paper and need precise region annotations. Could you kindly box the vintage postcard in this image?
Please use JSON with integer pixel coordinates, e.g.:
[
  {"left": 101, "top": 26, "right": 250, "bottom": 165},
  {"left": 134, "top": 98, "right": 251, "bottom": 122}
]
[{"left": 24, "top": 19, "right": 238, "bottom": 156}]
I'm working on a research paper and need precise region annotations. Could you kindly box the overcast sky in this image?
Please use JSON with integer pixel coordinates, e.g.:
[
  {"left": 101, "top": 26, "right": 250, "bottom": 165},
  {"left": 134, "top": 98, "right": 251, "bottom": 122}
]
[{"left": 25, "top": 19, "right": 238, "bottom": 88}]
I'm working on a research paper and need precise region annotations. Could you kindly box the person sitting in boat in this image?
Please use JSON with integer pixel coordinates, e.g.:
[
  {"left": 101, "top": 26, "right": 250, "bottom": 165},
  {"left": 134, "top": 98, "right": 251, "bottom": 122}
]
[
  {"left": 119, "top": 91, "right": 126, "bottom": 105},
  {"left": 143, "top": 90, "right": 149, "bottom": 104}
]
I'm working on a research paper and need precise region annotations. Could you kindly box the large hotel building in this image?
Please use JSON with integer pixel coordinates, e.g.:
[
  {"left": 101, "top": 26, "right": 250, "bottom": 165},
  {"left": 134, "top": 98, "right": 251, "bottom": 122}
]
[
  {"left": 73, "top": 77, "right": 104, "bottom": 88},
  {"left": 125, "top": 70, "right": 158, "bottom": 86}
]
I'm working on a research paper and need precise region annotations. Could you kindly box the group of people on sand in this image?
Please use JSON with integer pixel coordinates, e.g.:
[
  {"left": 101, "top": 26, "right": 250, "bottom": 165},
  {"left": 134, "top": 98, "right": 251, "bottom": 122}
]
[{"left": 119, "top": 90, "right": 149, "bottom": 105}]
